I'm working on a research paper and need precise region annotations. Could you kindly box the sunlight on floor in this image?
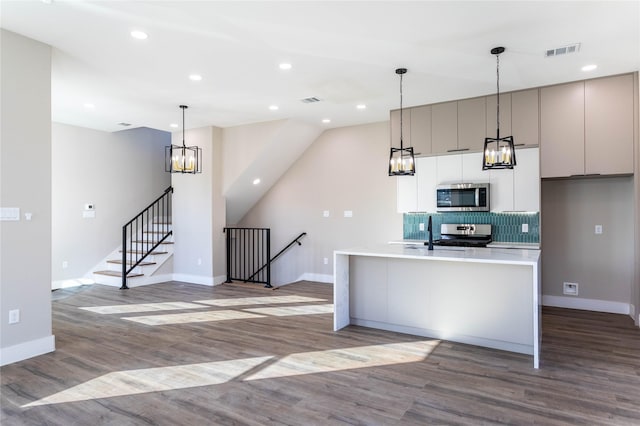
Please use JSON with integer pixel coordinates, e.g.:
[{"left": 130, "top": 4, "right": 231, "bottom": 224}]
[
  {"left": 80, "top": 302, "right": 207, "bottom": 314},
  {"left": 243, "top": 304, "right": 334, "bottom": 316},
  {"left": 122, "top": 310, "right": 265, "bottom": 325},
  {"left": 22, "top": 341, "right": 440, "bottom": 407},
  {"left": 195, "top": 295, "right": 327, "bottom": 307}
]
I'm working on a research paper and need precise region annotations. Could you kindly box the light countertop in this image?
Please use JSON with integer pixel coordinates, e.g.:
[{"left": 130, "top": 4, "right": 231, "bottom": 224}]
[{"left": 335, "top": 243, "right": 540, "bottom": 266}]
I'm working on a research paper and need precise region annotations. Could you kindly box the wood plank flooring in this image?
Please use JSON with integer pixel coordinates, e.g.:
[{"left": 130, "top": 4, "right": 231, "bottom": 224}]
[{"left": 2, "top": 281, "right": 639, "bottom": 425}]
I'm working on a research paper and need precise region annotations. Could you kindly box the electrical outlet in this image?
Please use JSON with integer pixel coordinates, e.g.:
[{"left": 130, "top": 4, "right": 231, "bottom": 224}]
[
  {"left": 62, "top": 261, "right": 68, "bottom": 269},
  {"left": 323, "top": 210, "right": 330, "bottom": 218},
  {"left": 563, "top": 282, "right": 579, "bottom": 296},
  {"left": 323, "top": 257, "right": 329, "bottom": 265},
  {"left": 419, "top": 223, "right": 425, "bottom": 231},
  {"left": 521, "top": 223, "right": 529, "bottom": 233},
  {"left": 9, "top": 309, "right": 20, "bottom": 324},
  {"left": 197, "top": 258, "right": 202, "bottom": 266},
  {"left": 595, "top": 225, "right": 603, "bottom": 234}
]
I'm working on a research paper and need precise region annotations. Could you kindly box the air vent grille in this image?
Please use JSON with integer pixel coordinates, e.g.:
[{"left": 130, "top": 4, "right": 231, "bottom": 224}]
[
  {"left": 118, "top": 122, "right": 132, "bottom": 127},
  {"left": 545, "top": 43, "right": 581, "bottom": 57},
  {"left": 300, "top": 97, "right": 321, "bottom": 103}
]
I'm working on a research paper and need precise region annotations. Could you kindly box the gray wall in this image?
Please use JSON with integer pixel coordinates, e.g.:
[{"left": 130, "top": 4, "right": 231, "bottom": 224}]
[
  {"left": 52, "top": 124, "right": 171, "bottom": 284},
  {"left": 541, "top": 177, "right": 634, "bottom": 306},
  {"left": 0, "top": 30, "right": 53, "bottom": 364},
  {"left": 240, "top": 121, "right": 402, "bottom": 285}
]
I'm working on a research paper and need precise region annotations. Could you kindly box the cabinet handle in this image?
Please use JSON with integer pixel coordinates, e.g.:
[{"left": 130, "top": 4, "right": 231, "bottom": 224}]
[
  {"left": 446, "top": 148, "right": 470, "bottom": 152},
  {"left": 514, "top": 143, "right": 526, "bottom": 147}
]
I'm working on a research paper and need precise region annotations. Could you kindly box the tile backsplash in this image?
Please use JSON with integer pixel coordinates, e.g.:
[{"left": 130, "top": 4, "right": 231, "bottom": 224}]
[{"left": 404, "top": 212, "right": 540, "bottom": 243}]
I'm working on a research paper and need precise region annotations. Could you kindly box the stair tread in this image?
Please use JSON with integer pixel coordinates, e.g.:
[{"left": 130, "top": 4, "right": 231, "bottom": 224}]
[
  {"left": 94, "top": 270, "right": 143, "bottom": 278},
  {"left": 107, "top": 260, "right": 156, "bottom": 266},
  {"left": 133, "top": 240, "right": 174, "bottom": 244},
  {"left": 119, "top": 250, "right": 168, "bottom": 255}
]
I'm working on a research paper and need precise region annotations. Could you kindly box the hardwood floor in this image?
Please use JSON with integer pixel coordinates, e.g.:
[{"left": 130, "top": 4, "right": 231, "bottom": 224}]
[{"left": 2, "top": 281, "right": 639, "bottom": 425}]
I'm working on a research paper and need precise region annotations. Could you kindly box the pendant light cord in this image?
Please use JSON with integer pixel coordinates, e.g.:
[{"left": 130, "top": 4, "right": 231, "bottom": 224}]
[
  {"left": 182, "top": 105, "right": 186, "bottom": 148},
  {"left": 399, "top": 71, "right": 404, "bottom": 149},
  {"left": 496, "top": 53, "right": 500, "bottom": 139}
]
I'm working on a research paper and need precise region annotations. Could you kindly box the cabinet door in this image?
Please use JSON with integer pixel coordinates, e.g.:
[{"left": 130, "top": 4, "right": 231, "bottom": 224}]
[
  {"left": 485, "top": 93, "right": 512, "bottom": 140},
  {"left": 458, "top": 97, "right": 486, "bottom": 152},
  {"left": 540, "top": 82, "right": 585, "bottom": 178},
  {"left": 513, "top": 148, "right": 540, "bottom": 212},
  {"left": 585, "top": 74, "right": 634, "bottom": 175},
  {"left": 390, "top": 109, "right": 411, "bottom": 150},
  {"left": 512, "top": 89, "right": 539, "bottom": 146},
  {"left": 436, "top": 154, "right": 463, "bottom": 184},
  {"left": 462, "top": 152, "right": 488, "bottom": 183},
  {"left": 431, "top": 101, "right": 458, "bottom": 154},
  {"left": 397, "top": 176, "right": 417, "bottom": 213},
  {"left": 410, "top": 105, "right": 432, "bottom": 156},
  {"left": 416, "top": 156, "right": 437, "bottom": 212},
  {"left": 489, "top": 168, "right": 514, "bottom": 212}
]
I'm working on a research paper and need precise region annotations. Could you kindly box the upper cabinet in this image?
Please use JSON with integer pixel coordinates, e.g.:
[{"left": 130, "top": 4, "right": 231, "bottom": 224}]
[
  {"left": 431, "top": 101, "right": 458, "bottom": 154},
  {"left": 458, "top": 97, "right": 486, "bottom": 152},
  {"left": 584, "top": 74, "right": 634, "bottom": 175},
  {"left": 511, "top": 89, "right": 539, "bottom": 147},
  {"left": 540, "top": 74, "right": 634, "bottom": 178},
  {"left": 410, "top": 105, "right": 432, "bottom": 156}
]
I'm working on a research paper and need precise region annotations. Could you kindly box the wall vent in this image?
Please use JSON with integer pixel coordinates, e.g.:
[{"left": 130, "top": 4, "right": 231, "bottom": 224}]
[
  {"left": 545, "top": 43, "right": 581, "bottom": 57},
  {"left": 300, "top": 97, "right": 321, "bottom": 103}
]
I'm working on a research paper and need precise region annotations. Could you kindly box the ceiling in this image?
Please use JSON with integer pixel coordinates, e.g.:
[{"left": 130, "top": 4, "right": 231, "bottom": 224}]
[{"left": 1, "top": 1, "right": 639, "bottom": 133}]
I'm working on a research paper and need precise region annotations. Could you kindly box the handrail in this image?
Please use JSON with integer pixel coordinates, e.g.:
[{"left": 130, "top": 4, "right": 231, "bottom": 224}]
[
  {"left": 121, "top": 186, "right": 173, "bottom": 289},
  {"left": 246, "top": 232, "right": 307, "bottom": 283}
]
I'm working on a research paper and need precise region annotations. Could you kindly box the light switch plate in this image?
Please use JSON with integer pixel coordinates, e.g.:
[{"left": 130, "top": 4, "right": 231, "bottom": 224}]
[
  {"left": 343, "top": 210, "right": 353, "bottom": 218},
  {"left": 595, "top": 225, "right": 603, "bottom": 234}
]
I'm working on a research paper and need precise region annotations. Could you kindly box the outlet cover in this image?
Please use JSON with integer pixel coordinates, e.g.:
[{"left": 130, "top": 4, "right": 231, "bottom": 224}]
[
  {"left": 323, "top": 257, "right": 329, "bottom": 265},
  {"left": 419, "top": 223, "right": 425, "bottom": 231},
  {"left": 563, "top": 282, "right": 579, "bottom": 296},
  {"left": 595, "top": 225, "right": 603, "bottom": 234},
  {"left": 522, "top": 223, "right": 529, "bottom": 233},
  {"left": 9, "top": 309, "right": 20, "bottom": 324}
]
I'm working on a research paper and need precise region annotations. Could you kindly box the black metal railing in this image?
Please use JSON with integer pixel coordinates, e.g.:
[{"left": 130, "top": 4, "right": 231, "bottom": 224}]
[
  {"left": 224, "top": 228, "right": 307, "bottom": 288},
  {"left": 121, "top": 186, "right": 173, "bottom": 289}
]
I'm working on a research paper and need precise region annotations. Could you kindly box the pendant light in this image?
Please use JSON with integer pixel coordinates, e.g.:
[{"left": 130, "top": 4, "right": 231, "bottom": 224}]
[
  {"left": 389, "top": 68, "right": 415, "bottom": 176},
  {"left": 165, "top": 105, "right": 202, "bottom": 174},
  {"left": 483, "top": 47, "right": 516, "bottom": 170}
]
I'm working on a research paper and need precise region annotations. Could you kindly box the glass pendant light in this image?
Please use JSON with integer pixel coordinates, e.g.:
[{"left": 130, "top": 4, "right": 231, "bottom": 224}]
[
  {"left": 483, "top": 47, "right": 516, "bottom": 170},
  {"left": 165, "top": 105, "right": 202, "bottom": 174},
  {"left": 389, "top": 68, "right": 415, "bottom": 176}
]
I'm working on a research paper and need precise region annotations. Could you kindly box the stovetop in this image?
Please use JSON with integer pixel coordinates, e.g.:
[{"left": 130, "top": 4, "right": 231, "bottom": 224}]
[{"left": 433, "top": 223, "right": 492, "bottom": 248}]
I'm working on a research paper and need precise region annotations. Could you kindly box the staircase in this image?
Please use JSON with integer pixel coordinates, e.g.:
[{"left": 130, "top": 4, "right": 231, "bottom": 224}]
[{"left": 93, "top": 187, "right": 174, "bottom": 288}]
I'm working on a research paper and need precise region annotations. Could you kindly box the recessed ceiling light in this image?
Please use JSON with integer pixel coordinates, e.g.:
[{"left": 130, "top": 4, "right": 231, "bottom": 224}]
[
  {"left": 130, "top": 30, "right": 148, "bottom": 40},
  {"left": 356, "top": 104, "right": 366, "bottom": 110},
  {"left": 279, "top": 63, "right": 292, "bottom": 70},
  {"left": 189, "top": 74, "right": 202, "bottom": 81},
  {"left": 581, "top": 64, "right": 597, "bottom": 72},
  {"left": 84, "top": 103, "right": 95, "bottom": 109},
  {"left": 170, "top": 123, "right": 179, "bottom": 128},
  {"left": 322, "top": 119, "right": 331, "bottom": 123},
  {"left": 41, "top": 0, "right": 53, "bottom": 4},
  {"left": 253, "top": 178, "right": 261, "bottom": 185},
  {"left": 269, "top": 105, "right": 279, "bottom": 111}
]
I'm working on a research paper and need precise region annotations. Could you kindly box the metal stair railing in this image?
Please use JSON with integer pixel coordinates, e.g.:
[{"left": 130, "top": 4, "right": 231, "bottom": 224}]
[{"left": 121, "top": 186, "right": 173, "bottom": 289}]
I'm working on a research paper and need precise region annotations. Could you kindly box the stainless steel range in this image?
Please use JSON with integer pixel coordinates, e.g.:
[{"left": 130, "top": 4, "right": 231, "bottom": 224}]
[{"left": 434, "top": 224, "right": 492, "bottom": 247}]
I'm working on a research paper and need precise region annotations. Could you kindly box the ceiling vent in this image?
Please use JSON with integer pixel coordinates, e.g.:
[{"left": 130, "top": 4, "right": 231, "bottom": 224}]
[
  {"left": 118, "top": 122, "right": 132, "bottom": 126},
  {"left": 545, "top": 43, "right": 581, "bottom": 57},
  {"left": 300, "top": 96, "right": 321, "bottom": 104}
]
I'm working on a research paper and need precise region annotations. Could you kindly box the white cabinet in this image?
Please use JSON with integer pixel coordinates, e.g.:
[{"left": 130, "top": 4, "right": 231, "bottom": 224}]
[
  {"left": 462, "top": 152, "right": 488, "bottom": 183},
  {"left": 489, "top": 168, "right": 514, "bottom": 212},
  {"left": 396, "top": 176, "right": 417, "bottom": 213},
  {"left": 513, "top": 148, "right": 540, "bottom": 212},
  {"left": 436, "top": 154, "right": 463, "bottom": 184},
  {"left": 416, "top": 157, "right": 437, "bottom": 212}
]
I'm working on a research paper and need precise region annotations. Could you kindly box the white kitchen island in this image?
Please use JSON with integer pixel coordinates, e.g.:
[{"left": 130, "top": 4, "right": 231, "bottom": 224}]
[{"left": 334, "top": 244, "right": 541, "bottom": 368}]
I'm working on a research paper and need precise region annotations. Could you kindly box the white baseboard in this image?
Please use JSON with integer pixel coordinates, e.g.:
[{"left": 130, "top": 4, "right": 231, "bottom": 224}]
[
  {"left": 0, "top": 335, "right": 55, "bottom": 366},
  {"left": 296, "top": 273, "right": 333, "bottom": 284},
  {"left": 172, "top": 273, "right": 215, "bottom": 286},
  {"left": 51, "top": 278, "right": 95, "bottom": 290},
  {"left": 542, "top": 295, "right": 630, "bottom": 315}
]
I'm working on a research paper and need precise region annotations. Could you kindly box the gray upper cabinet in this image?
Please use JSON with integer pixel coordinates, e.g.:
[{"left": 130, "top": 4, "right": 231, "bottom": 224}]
[
  {"left": 540, "top": 81, "right": 585, "bottom": 178},
  {"left": 584, "top": 74, "right": 634, "bottom": 175},
  {"left": 431, "top": 101, "right": 458, "bottom": 154},
  {"left": 511, "top": 89, "right": 539, "bottom": 147},
  {"left": 485, "top": 93, "right": 511, "bottom": 141},
  {"left": 458, "top": 97, "right": 486, "bottom": 152},
  {"left": 410, "top": 105, "right": 432, "bottom": 156}
]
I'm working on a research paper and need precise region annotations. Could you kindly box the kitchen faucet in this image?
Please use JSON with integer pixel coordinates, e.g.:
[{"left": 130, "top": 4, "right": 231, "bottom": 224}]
[{"left": 427, "top": 215, "right": 434, "bottom": 251}]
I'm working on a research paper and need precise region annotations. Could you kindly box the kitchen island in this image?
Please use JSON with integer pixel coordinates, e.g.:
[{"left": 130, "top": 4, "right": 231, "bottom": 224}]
[{"left": 333, "top": 244, "right": 541, "bottom": 368}]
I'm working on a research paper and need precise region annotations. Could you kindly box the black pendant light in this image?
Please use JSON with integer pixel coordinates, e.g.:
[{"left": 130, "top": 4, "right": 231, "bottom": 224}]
[
  {"left": 389, "top": 68, "right": 415, "bottom": 176},
  {"left": 165, "top": 105, "right": 202, "bottom": 174},
  {"left": 483, "top": 47, "right": 516, "bottom": 170}
]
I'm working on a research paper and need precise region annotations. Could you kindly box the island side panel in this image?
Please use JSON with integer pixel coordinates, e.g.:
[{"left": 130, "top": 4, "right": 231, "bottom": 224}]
[
  {"left": 349, "top": 256, "right": 388, "bottom": 323},
  {"left": 333, "top": 252, "right": 350, "bottom": 330}
]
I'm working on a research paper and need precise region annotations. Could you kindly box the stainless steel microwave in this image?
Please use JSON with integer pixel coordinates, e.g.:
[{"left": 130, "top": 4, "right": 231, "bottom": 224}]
[{"left": 436, "top": 183, "right": 490, "bottom": 212}]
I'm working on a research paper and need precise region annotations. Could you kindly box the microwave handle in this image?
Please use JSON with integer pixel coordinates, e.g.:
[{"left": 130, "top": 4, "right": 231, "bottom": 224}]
[{"left": 475, "top": 188, "right": 480, "bottom": 207}]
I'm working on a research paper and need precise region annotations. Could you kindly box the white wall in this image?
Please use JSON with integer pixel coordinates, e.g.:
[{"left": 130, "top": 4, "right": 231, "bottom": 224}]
[
  {"left": 52, "top": 124, "right": 171, "bottom": 284},
  {"left": 541, "top": 177, "right": 634, "bottom": 314},
  {"left": 0, "top": 30, "right": 54, "bottom": 365},
  {"left": 171, "top": 126, "right": 226, "bottom": 285},
  {"left": 239, "top": 121, "right": 402, "bottom": 286}
]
